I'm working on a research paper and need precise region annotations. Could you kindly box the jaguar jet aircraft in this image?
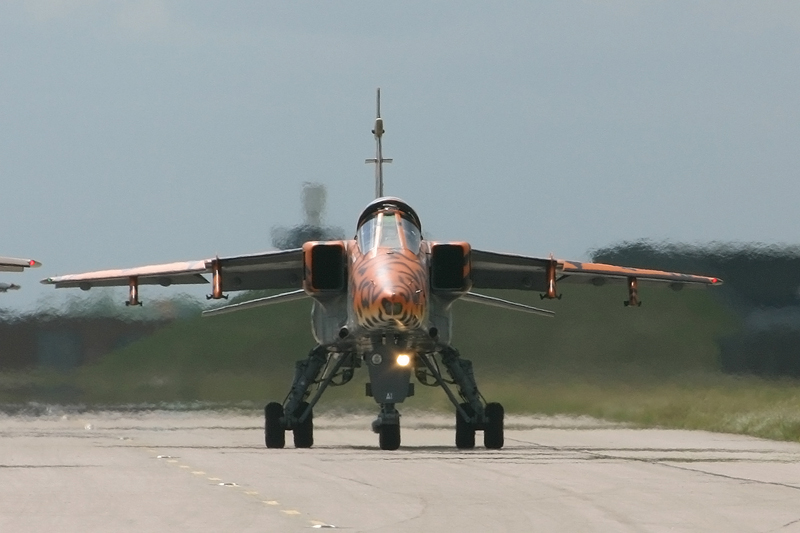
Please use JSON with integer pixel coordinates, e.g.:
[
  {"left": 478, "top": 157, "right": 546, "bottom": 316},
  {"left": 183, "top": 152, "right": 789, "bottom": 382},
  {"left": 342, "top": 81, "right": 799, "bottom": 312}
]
[{"left": 42, "top": 92, "right": 721, "bottom": 450}]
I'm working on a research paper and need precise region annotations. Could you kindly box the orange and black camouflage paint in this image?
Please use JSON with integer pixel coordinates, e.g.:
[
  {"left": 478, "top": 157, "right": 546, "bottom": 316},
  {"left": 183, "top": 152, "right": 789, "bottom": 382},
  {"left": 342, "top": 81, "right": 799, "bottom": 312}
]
[
  {"left": 560, "top": 260, "right": 721, "bottom": 285},
  {"left": 211, "top": 258, "right": 224, "bottom": 299},
  {"left": 350, "top": 246, "right": 427, "bottom": 331}
]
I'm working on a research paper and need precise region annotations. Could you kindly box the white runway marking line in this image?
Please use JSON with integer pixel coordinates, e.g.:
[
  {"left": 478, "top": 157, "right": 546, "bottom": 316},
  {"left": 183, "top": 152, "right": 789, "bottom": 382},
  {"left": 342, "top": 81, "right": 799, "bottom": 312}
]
[
  {"left": 153, "top": 451, "right": 216, "bottom": 481},
  {"left": 152, "top": 450, "right": 239, "bottom": 490},
  {"left": 135, "top": 439, "right": 323, "bottom": 523},
  {"left": 311, "top": 520, "right": 338, "bottom": 528}
]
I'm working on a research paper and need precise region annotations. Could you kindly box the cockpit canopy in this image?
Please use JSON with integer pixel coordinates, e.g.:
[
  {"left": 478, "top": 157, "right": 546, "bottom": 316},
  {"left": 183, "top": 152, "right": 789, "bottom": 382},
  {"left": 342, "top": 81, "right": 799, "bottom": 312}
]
[{"left": 356, "top": 197, "right": 423, "bottom": 253}]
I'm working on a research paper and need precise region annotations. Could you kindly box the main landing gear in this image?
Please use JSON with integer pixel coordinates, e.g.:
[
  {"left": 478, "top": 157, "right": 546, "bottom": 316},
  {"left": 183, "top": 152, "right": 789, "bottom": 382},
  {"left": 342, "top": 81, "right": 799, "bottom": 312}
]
[
  {"left": 419, "top": 347, "right": 504, "bottom": 450},
  {"left": 265, "top": 401, "right": 314, "bottom": 449},
  {"left": 264, "top": 345, "right": 354, "bottom": 449}
]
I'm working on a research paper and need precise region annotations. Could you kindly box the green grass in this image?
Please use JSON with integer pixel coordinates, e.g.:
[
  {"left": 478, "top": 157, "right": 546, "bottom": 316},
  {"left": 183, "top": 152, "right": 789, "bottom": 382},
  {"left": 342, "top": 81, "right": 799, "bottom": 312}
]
[
  {"left": 6, "top": 369, "right": 800, "bottom": 442},
  {"left": 7, "top": 284, "right": 800, "bottom": 442},
  {"left": 478, "top": 374, "right": 800, "bottom": 441}
]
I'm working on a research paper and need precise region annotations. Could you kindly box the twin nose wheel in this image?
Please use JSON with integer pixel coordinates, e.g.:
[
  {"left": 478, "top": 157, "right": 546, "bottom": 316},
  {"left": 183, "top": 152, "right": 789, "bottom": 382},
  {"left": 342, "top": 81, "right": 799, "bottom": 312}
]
[{"left": 377, "top": 423, "right": 401, "bottom": 450}]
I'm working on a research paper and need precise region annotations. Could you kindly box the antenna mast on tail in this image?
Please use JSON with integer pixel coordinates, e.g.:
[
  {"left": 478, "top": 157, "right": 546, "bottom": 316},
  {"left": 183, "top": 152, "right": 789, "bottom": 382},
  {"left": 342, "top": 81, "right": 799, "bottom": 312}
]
[{"left": 365, "top": 88, "right": 392, "bottom": 198}]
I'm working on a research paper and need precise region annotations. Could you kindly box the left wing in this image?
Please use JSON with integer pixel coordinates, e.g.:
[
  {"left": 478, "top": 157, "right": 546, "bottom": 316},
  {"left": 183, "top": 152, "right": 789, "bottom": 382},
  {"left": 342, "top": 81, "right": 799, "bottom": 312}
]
[
  {"left": 470, "top": 250, "right": 552, "bottom": 290},
  {"left": 470, "top": 248, "right": 721, "bottom": 292},
  {"left": 0, "top": 256, "right": 41, "bottom": 273},
  {"left": 558, "top": 260, "right": 721, "bottom": 287},
  {"left": 42, "top": 249, "right": 304, "bottom": 292}
]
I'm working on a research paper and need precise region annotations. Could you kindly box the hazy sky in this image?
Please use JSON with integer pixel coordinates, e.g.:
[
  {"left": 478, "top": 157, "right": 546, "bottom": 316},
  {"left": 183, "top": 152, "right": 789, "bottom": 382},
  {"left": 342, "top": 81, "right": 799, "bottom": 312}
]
[{"left": 2, "top": 1, "right": 800, "bottom": 311}]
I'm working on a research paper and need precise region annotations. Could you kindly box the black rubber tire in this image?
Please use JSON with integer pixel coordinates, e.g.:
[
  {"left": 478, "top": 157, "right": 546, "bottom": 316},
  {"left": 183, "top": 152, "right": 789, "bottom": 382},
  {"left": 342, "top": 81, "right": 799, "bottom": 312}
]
[
  {"left": 265, "top": 402, "right": 286, "bottom": 449},
  {"left": 483, "top": 402, "right": 504, "bottom": 450},
  {"left": 292, "top": 401, "right": 314, "bottom": 449},
  {"left": 455, "top": 402, "right": 476, "bottom": 449},
  {"left": 379, "top": 423, "right": 401, "bottom": 450}
]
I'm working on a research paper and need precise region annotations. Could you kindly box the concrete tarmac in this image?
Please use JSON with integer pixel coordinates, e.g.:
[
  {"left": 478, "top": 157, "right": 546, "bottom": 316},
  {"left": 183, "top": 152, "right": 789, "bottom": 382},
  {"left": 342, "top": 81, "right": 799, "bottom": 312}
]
[{"left": 2, "top": 409, "right": 800, "bottom": 532}]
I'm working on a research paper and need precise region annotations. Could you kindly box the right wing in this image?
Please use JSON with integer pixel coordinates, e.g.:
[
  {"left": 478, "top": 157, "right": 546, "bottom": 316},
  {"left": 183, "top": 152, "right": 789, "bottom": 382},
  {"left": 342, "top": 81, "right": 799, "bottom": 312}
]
[
  {"left": 0, "top": 256, "right": 41, "bottom": 273},
  {"left": 41, "top": 249, "right": 304, "bottom": 292}
]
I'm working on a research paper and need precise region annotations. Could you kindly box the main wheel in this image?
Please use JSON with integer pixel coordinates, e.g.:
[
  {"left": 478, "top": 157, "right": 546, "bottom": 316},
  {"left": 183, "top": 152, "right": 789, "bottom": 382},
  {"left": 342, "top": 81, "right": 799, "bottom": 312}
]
[
  {"left": 455, "top": 402, "right": 476, "bottom": 449},
  {"left": 292, "top": 401, "right": 313, "bottom": 449},
  {"left": 483, "top": 402, "right": 504, "bottom": 450},
  {"left": 379, "top": 423, "right": 401, "bottom": 450},
  {"left": 265, "top": 402, "right": 286, "bottom": 449}
]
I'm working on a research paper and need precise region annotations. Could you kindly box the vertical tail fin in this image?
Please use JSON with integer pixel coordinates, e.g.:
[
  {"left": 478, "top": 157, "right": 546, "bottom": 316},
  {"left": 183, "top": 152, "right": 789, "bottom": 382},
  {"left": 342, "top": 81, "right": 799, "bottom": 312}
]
[{"left": 365, "top": 88, "right": 392, "bottom": 198}]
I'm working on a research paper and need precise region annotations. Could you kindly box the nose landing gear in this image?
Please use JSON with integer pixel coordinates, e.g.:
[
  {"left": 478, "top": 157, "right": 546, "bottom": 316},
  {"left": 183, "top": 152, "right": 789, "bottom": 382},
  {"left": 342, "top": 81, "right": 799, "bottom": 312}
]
[{"left": 372, "top": 404, "right": 401, "bottom": 450}]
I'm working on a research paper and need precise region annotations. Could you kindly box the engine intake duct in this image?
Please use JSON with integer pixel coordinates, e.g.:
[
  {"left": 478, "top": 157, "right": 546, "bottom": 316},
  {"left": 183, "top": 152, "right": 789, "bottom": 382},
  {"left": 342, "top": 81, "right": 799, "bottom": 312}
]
[
  {"left": 430, "top": 243, "right": 471, "bottom": 292},
  {"left": 303, "top": 241, "right": 346, "bottom": 293}
]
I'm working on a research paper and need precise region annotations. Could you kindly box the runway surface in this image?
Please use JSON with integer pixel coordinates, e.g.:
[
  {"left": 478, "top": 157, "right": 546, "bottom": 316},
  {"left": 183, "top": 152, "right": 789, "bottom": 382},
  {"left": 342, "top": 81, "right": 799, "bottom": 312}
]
[{"left": 2, "top": 409, "right": 800, "bottom": 532}]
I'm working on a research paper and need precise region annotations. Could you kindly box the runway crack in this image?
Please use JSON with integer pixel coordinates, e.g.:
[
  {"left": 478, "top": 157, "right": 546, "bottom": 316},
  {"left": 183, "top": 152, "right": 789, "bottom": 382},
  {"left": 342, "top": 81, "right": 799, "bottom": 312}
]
[
  {"left": 769, "top": 516, "right": 800, "bottom": 531},
  {"left": 656, "top": 462, "right": 800, "bottom": 492},
  {"left": 507, "top": 436, "right": 800, "bottom": 493}
]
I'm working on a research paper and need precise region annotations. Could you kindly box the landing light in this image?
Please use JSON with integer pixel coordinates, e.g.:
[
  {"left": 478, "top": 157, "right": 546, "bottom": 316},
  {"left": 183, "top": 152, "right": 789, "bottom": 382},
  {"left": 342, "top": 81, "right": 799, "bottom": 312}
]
[{"left": 396, "top": 354, "right": 411, "bottom": 367}]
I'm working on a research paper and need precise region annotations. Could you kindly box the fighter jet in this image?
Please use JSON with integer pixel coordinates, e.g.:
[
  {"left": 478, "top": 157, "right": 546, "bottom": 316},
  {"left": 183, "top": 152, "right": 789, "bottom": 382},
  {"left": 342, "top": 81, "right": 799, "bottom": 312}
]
[
  {"left": 0, "top": 256, "right": 41, "bottom": 292},
  {"left": 42, "top": 91, "right": 721, "bottom": 450}
]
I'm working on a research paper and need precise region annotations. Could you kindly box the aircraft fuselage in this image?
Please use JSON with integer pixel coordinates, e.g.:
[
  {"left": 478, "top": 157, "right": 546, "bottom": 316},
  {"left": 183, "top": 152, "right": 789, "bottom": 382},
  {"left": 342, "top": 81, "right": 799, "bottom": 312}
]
[{"left": 305, "top": 196, "right": 467, "bottom": 363}]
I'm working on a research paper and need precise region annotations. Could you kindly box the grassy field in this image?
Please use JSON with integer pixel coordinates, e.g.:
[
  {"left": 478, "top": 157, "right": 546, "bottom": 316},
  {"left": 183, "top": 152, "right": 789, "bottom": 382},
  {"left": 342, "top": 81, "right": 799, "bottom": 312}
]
[{"left": 4, "top": 284, "right": 800, "bottom": 442}]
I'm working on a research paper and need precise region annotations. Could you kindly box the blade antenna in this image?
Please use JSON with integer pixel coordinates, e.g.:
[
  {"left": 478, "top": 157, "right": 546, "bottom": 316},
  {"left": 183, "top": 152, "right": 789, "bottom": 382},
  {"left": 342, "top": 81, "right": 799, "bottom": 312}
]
[{"left": 365, "top": 87, "right": 392, "bottom": 198}]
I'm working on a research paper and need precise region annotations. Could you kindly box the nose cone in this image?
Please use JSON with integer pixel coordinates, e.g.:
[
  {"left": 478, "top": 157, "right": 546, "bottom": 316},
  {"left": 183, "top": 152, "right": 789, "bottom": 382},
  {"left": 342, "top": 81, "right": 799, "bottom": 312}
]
[
  {"left": 356, "top": 285, "right": 426, "bottom": 331},
  {"left": 370, "top": 288, "right": 424, "bottom": 329},
  {"left": 351, "top": 249, "right": 429, "bottom": 332},
  {"left": 380, "top": 291, "right": 405, "bottom": 317}
]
